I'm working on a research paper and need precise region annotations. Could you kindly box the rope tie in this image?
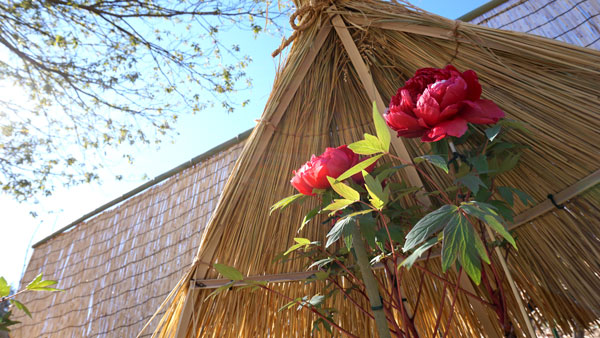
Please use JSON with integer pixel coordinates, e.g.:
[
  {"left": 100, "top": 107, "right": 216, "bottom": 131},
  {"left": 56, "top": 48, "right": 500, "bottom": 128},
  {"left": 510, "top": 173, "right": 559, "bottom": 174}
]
[
  {"left": 448, "top": 20, "right": 462, "bottom": 64},
  {"left": 272, "top": 0, "right": 332, "bottom": 57}
]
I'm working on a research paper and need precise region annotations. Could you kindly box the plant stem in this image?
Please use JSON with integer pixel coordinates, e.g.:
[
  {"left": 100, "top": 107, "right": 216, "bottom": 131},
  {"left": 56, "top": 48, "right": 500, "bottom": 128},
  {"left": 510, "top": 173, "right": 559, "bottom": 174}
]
[
  {"left": 351, "top": 224, "right": 392, "bottom": 338},
  {"left": 442, "top": 268, "right": 463, "bottom": 338}
]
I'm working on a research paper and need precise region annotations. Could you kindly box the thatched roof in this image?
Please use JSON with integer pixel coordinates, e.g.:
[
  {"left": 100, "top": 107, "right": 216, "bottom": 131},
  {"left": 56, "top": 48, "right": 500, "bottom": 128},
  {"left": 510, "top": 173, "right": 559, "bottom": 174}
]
[
  {"left": 148, "top": 1, "right": 600, "bottom": 337},
  {"left": 10, "top": 0, "right": 600, "bottom": 337},
  {"left": 10, "top": 134, "right": 248, "bottom": 337}
]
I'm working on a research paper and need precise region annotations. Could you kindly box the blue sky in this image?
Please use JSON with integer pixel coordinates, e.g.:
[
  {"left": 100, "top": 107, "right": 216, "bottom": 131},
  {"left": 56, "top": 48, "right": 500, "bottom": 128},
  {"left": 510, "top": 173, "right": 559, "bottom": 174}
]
[{"left": 1, "top": 1, "right": 489, "bottom": 288}]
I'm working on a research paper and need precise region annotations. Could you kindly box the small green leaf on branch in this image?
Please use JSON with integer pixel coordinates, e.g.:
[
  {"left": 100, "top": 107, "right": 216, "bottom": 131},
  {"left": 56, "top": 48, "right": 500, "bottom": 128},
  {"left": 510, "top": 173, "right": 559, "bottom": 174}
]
[
  {"left": 414, "top": 155, "right": 448, "bottom": 173},
  {"left": 213, "top": 263, "right": 244, "bottom": 281},
  {"left": 270, "top": 194, "right": 305, "bottom": 214}
]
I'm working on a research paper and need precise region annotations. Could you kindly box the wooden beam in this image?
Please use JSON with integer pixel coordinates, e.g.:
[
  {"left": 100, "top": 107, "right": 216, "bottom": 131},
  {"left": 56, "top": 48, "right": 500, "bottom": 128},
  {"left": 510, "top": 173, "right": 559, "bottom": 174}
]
[
  {"left": 342, "top": 14, "right": 509, "bottom": 53},
  {"left": 509, "top": 169, "right": 600, "bottom": 231},
  {"left": 173, "top": 20, "right": 334, "bottom": 338}
]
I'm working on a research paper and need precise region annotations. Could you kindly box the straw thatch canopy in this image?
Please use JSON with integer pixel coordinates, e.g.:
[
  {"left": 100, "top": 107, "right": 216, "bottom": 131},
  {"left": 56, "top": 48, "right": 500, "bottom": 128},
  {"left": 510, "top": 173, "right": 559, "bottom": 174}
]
[
  {"left": 148, "top": 1, "right": 600, "bottom": 337},
  {"left": 9, "top": 1, "right": 600, "bottom": 337}
]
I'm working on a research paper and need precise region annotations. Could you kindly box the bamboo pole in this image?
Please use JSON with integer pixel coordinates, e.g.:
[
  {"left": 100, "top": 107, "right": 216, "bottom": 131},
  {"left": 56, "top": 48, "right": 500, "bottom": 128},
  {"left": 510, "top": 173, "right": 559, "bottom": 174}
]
[
  {"left": 351, "top": 224, "right": 392, "bottom": 338},
  {"left": 486, "top": 228, "right": 536, "bottom": 338}
]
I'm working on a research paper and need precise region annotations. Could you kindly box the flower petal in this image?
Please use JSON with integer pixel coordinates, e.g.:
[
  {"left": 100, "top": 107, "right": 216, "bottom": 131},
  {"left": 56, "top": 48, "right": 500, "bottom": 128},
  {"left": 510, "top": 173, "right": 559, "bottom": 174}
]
[
  {"left": 422, "top": 118, "right": 468, "bottom": 142},
  {"left": 415, "top": 89, "right": 441, "bottom": 126},
  {"left": 461, "top": 100, "right": 505, "bottom": 124},
  {"left": 461, "top": 70, "right": 482, "bottom": 101},
  {"left": 291, "top": 174, "right": 314, "bottom": 195}
]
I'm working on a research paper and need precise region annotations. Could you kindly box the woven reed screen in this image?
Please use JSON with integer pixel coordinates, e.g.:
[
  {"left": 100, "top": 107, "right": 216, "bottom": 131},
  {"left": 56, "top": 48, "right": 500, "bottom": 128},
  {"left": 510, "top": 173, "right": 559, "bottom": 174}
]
[{"left": 10, "top": 142, "right": 245, "bottom": 337}]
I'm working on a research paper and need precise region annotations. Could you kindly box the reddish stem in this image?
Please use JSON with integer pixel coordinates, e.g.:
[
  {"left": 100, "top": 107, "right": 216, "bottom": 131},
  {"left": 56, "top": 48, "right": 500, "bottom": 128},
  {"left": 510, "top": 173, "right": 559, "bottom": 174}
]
[
  {"left": 431, "top": 281, "right": 448, "bottom": 337},
  {"left": 442, "top": 268, "right": 463, "bottom": 338}
]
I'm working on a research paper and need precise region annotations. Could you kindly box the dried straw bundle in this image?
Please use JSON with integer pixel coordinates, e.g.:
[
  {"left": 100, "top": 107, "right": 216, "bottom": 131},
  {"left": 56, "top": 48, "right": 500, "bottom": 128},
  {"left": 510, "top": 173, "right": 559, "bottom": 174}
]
[{"left": 149, "top": 1, "right": 600, "bottom": 337}]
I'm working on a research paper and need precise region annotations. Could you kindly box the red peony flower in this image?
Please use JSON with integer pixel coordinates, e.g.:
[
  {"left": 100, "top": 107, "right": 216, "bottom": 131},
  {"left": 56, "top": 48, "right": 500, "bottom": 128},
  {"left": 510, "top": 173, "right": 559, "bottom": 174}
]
[
  {"left": 385, "top": 65, "right": 504, "bottom": 142},
  {"left": 291, "top": 145, "right": 376, "bottom": 195}
]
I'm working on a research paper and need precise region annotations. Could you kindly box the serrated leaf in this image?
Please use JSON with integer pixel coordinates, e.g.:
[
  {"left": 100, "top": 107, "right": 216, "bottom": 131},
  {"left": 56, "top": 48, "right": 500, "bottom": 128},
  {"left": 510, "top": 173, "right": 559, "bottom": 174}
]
[
  {"left": 270, "top": 194, "right": 304, "bottom": 214},
  {"left": 404, "top": 204, "right": 457, "bottom": 251},
  {"left": 372, "top": 101, "right": 390, "bottom": 152},
  {"left": 326, "top": 216, "right": 355, "bottom": 248},
  {"left": 323, "top": 199, "right": 354, "bottom": 212},
  {"left": 337, "top": 154, "right": 383, "bottom": 182},
  {"left": 348, "top": 138, "right": 384, "bottom": 155},
  {"left": 327, "top": 176, "right": 359, "bottom": 201},
  {"left": 213, "top": 263, "right": 244, "bottom": 281},
  {"left": 485, "top": 125, "right": 501, "bottom": 142},
  {"left": 455, "top": 174, "right": 486, "bottom": 195},
  {"left": 414, "top": 155, "right": 448, "bottom": 173},
  {"left": 0, "top": 277, "right": 9, "bottom": 297},
  {"left": 10, "top": 300, "right": 31, "bottom": 318},
  {"left": 400, "top": 237, "right": 438, "bottom": 269}
]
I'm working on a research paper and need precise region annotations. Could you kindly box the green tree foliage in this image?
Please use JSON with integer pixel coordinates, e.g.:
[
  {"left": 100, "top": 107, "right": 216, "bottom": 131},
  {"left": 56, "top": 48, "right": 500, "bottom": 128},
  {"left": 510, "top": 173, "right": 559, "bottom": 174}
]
[{"left": 0, "top": 0, "right": 287, "bottom": 200}]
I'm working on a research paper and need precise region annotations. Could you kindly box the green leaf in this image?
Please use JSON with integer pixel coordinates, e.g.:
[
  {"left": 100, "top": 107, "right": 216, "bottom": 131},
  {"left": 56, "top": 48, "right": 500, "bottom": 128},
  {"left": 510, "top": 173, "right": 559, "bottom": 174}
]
[
  {"left": 283, "top": 238, "right": 314, "bottom": 256},
  {"left": 414, "top": 155, "right": 448, "bottom": 173},
  {"left": 499, "top": 153, "right": 521, "bottom": 173},
  {"left": 337, "top": 154, "right": 383, "bottom": 182},
  {"left": 404, "top": 204, "right": 457, "bottom": 251},
  {"left": 513, "top": 188, "right": 535, "bottom": 206},
  {"left": 469, "top": 155, "right": 488, "bottom": 174},
  {"left": 322, "top": 199, "right": 354, "bottom": 214},
  {"left": 359, "top": 216, "right": 377, "bottom": 249},
  {"left": 348, "top": 137, "right": 384, "bottom": 155},
  {"left": 326, "top": 216, "right": 356, "bottom": 248},
  {"left": 0, "top": 277, "right": 9, "bottom": 297},
  {"left": 363, "top": 171, "right": 386, "bottom": 210},
  {"left": 299, "top": 207, "right": 320, "bottom": 232},
  {"left": 485, "top": 125, "right": 501, "bottom": 142},
  {"left": 327, "top": 177, "right": 359, "bottom": 201},
  {"left": 441, "top": 211, "right": 487, "bottom": 284},
  {"left": 279, "top": 297, "right": 303, "bottom": 312},
  {"left": 10, "top": 300, "right": 31, "bottom": 318},
  {"left": 206, "top": 281, "right": 235, "bottom": 299},
  {"left": 455, "top": 174, "right": 486, "bottom": 195},
  {"left": 461, "top": 202, "right": 516, "bottom": 249},
  {"left": 372, "top": 101, "right": 390, "bottom": 152},
  {"left": 213, "top": 263, "right": 244, "bottom": 281},
  {"left": 25, "top": 274, "right": 62, "bottom": 292},
  {"left": 270, "top": 194, "right": 304, "bottom": 214},
  {"left": 400, "top": 237, "right": 438, "bottom": 269},
  {"left": 497, "top": 186, "right": 514, "bottom": 206},
  {"left": 488, "top": 200, "right": 514, "bottom": 223},
  {"left": 499, "top": 119, "right": 531, "bottom": 134}
]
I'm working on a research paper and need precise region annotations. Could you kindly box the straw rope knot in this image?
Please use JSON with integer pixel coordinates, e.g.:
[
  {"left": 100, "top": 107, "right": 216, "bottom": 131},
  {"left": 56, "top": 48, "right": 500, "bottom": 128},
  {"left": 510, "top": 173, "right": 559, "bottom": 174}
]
[
  {"left": 272, "top": 0, "right": 332, "bottom": 57},
  {"left": 448, "top": 20, "right": 462, "bottom": 64}
]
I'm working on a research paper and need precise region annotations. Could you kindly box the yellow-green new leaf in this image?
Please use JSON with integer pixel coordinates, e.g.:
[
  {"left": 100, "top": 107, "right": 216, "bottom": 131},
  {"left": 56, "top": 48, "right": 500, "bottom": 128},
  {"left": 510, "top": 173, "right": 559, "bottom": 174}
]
[
  {"left": 337, "top": 154, "right": 383, "bottom": 182},
  {"left": 323, "top": 199, "right": 354, "bottom": 214},
  {"left": 327, "top": 176, "right": 359, "bottom": 201},
  {"left": 372, "top": 101, "right": 390, "bottom": 152}
]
